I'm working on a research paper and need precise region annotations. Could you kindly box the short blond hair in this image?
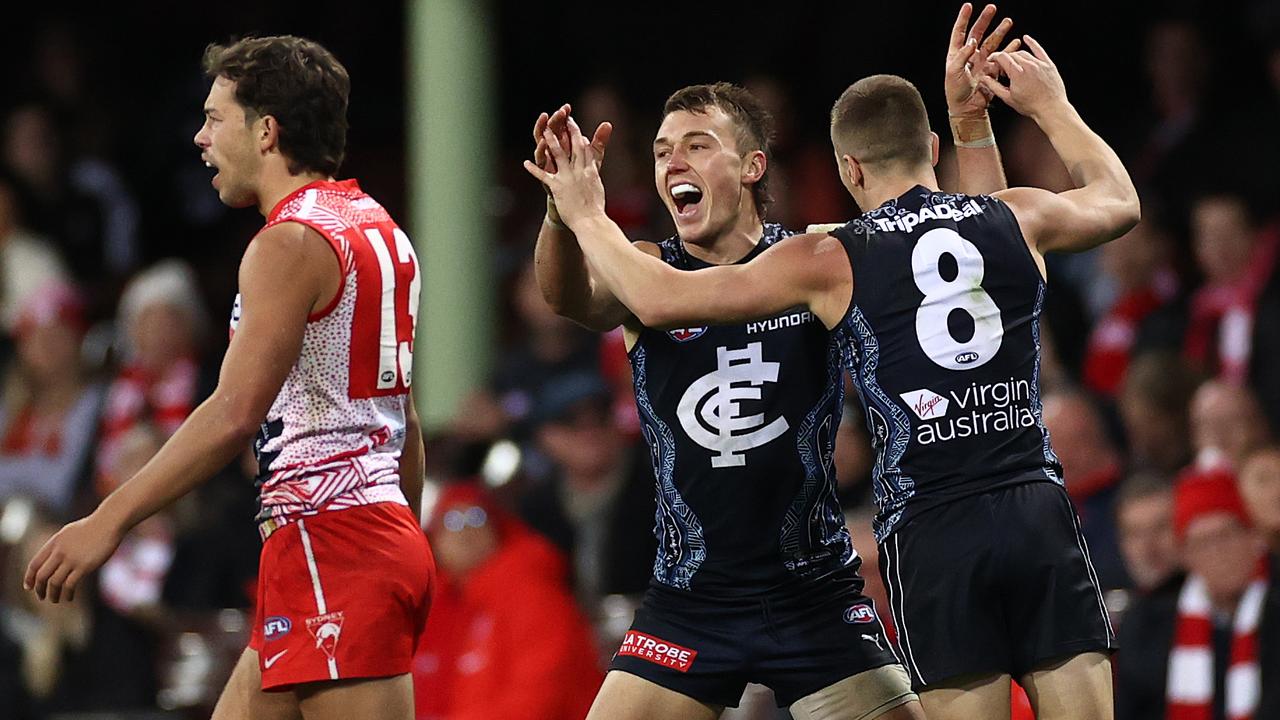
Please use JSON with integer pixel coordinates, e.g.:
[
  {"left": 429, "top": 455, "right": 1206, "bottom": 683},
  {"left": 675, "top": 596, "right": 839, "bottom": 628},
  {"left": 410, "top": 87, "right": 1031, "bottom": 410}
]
[{"left": 830, "top": 74, "right": 931, "bottom": 171}]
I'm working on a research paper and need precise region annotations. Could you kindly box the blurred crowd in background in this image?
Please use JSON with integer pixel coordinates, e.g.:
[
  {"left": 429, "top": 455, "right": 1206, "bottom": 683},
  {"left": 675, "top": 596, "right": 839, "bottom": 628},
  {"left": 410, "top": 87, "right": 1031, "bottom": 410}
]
[{"left": 2, "top": 1, "right": 1280, "bottom": 718}]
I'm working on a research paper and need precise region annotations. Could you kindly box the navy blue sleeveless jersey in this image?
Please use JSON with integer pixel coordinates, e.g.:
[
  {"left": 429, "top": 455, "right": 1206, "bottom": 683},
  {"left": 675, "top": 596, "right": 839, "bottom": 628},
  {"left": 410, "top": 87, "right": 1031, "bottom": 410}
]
[
  {"left": 630, "top": 223, "right": 855, "bottom": 598},
  {"left": 830, "top": 186, "right": 1063, "bottom": 543}
]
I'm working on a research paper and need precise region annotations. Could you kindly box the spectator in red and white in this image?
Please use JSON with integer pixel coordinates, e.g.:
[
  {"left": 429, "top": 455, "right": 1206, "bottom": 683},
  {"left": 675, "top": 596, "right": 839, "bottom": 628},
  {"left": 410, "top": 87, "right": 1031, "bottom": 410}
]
[
  {"left": 0, "top": 281, "right": 103, "bottom": 517},
  {"left": 1083, "top": 220, "right": 1179, "bottom": 398},
  {"left": 1189, "top": 379, "right": 1272, "bottom": 471},
  {"left": 1116, "top": 469, "right": 1275, "bottom": 720},
  {"left": 1115, "top": 473, "right": 1180, "bottom": 594},
  {"left": 94, "top": 259, "right": 206, "bottom": 496},
  {"left": 413, "top": 482, "right": 602, "bottom": 720},
  {"left": 1184, "top": 193, "right": 1279, "bottom": 384}
]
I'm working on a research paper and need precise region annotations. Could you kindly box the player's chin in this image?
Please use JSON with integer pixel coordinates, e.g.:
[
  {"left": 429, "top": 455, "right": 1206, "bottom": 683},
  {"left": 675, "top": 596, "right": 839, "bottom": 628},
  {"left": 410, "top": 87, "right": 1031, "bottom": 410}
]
[
  {"left": 672, "top": 212, "right": 712, "bottom": 244},
  {"left": 218, "top": 186, "right": 258, "bottom": 209}
]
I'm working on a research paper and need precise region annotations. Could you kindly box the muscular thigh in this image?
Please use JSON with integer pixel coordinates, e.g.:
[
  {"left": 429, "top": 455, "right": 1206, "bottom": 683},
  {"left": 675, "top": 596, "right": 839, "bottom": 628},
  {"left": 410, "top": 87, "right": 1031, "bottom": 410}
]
[
  {"left": 1019, "top": 652, "right": 1113, "bottom": 720},
  {"left": 211, "top": 649, "right": 302, "bottom": 720},
  {"left": 587, "top": 670, "right": 722, "bottom": 720},
  {"left": 790, "top": 664, "right": 921, "bottom": 720},
  {"left": 918, "top": 672, "right": 1012, "bottom": 720}
]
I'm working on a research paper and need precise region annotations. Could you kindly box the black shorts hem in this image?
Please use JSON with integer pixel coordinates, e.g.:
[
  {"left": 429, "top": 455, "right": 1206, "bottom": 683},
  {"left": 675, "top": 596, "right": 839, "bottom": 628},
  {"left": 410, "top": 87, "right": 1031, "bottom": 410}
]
[
  {"left": 1020, "top": 639, "right": 1117, "bottom": 677},
  {"left": 917, "top": 640, "right": 1117, "bottom": 690}
]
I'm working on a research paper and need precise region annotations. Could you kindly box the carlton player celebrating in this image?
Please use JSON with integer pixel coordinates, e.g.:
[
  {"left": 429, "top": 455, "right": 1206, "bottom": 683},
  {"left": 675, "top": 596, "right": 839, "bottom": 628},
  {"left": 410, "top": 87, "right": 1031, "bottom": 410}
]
[
  {"left": 24, "top": 36, "right": 432, "bottom": 719},
  {"left": 531, "top": 35, "right": 1138, "bottom": 720},
  {"left": 530, "top": 7, "right": 1016, "bottom": 719}
]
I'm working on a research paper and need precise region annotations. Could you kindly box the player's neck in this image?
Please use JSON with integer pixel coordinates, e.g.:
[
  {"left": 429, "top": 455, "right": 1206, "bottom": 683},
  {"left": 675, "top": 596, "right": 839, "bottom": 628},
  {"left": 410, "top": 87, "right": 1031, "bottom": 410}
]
[
  {"left": 256, "top": 168, "right": 332, "bottom": 217},
  {"left": 681, "top": 203, "right": 764, "bottom": 266},
  {"left": 858, "top": 172, "right": 939, "bottom": 213}
]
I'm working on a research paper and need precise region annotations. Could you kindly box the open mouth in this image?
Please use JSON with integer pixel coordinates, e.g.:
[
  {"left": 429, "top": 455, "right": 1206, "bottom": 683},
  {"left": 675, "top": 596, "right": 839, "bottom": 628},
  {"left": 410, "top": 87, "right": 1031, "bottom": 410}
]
[
  {"left": 670, "top": 182, "right": 704, "bottom": 218},
  {"left": 204, "top": 157, "right": 220, "bottom": 187}
]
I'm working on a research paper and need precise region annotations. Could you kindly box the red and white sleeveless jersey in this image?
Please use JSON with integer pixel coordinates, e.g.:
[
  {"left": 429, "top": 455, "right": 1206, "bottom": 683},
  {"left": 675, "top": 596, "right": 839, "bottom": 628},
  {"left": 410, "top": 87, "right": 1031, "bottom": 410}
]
[{"left": 230, "top": 179, "right": 421, "bottom": 537}]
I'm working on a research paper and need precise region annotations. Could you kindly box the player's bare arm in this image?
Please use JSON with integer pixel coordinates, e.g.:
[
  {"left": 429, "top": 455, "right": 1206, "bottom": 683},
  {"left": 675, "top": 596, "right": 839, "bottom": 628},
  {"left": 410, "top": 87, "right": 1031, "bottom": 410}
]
[
  {"left": 945, "top": 2, "right": 1022, "bottom": 195},
  {"left": 984, "top": 36, "right": 1140, "bottom": 254},
  {"left": 526, "top": 119, "right": 850, "bottom": 329},
  {"left": 24, "top": 221, "right": 338, "bottom": 604},
  {"left": 531, "top": 104, "right": 652, "bottom": 331},
  {"left": 399, "top": 393, "right": 425, "bottom": 520}
]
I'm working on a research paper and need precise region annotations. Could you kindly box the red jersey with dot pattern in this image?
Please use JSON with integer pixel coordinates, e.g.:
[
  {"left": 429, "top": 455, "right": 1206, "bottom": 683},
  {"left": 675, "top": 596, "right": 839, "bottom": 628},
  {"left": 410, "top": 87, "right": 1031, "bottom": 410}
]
[{"left": 230, "top": 179, "right": 421, "bottom": 537}]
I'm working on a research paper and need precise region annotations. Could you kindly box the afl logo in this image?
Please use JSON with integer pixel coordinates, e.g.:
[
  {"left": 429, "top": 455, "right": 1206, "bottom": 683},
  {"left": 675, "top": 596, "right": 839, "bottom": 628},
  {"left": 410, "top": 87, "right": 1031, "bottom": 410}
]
[
  {"left": 668, "top": 327, "right": 707, "bottom": 342},
  {"left": 264, "top": 616, "right": 292, "bottom": 641},
  {"left": 843, "top": 604, "right": 876, "bottom": 624},
  {"left": 954, "top": 351, "right": 980, "bottom": 365}
]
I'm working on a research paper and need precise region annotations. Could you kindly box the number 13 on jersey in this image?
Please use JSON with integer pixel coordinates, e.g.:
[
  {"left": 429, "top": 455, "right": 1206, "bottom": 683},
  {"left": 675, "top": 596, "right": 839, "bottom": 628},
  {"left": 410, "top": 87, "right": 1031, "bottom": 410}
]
[{"left": 352, "top": 224, "right": 420, "bottom": 397}]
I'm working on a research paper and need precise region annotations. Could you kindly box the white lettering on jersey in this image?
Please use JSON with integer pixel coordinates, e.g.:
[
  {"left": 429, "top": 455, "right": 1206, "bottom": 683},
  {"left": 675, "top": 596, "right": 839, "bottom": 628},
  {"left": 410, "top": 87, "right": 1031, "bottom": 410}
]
[
  {"left": 746, "top": 310, "right": 816, "bottom": 335},
  {"left": 677, "top": 342, "right": 789, "bottom": 468},
  {"left": 908, "top": 378, "right": 1036, "bottom": 445},
  {"left": 872, "top": 198, "right": 985, "bottom": 233}
]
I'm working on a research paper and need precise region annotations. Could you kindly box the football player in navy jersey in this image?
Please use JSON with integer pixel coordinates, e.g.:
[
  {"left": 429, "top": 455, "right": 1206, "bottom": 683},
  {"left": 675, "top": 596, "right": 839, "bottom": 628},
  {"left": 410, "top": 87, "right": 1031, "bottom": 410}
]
[
  {"left": 530, "top": 34, "right": 1137, "bottom": 720},
  {"left": 530, "top": 6, "right": 1020, "bottom": 720}
]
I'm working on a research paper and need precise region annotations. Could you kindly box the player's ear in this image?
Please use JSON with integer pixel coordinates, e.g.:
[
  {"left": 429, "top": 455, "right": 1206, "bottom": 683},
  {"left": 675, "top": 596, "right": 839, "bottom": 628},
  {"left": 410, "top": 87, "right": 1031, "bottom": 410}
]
[
  {"left": 842, "top": 154, "right": 863, "bottom": 190},
  {"left": 742, "top": 149, "right": 766, "bottom": 185},
  {"left": 929, "top": 132, "right": 940, "bottom": 167},
  {"left": 258, "top": 114, "right": 280, "bottom": 154}
]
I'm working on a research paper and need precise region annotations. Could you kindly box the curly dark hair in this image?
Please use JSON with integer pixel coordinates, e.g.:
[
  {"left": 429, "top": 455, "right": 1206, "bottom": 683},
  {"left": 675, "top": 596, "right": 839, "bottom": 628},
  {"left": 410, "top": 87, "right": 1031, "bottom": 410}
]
[
  {"left": 202, "top": 35, "right": 350, "bottom": 176},
  {"left": 663, "top": 83, "right": 774, "bottom": 217}
]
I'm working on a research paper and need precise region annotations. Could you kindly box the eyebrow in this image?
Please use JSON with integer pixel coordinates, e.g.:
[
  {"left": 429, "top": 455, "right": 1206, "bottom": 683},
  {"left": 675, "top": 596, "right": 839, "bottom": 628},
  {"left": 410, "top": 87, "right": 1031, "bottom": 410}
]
[{"left": 653, "top": 130, "right": 718, "bottom": 147}]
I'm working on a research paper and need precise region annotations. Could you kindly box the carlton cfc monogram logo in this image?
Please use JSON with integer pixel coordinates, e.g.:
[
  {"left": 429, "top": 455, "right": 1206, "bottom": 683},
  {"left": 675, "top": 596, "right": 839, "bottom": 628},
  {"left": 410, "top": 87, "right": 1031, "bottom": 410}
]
[{"left": 677, "top": 342, "right": 789, "bottom": 468}]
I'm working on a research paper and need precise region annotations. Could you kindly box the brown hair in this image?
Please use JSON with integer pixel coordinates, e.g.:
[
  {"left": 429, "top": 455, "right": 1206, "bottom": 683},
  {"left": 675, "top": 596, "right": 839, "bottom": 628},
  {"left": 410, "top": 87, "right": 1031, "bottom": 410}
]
[
  {"left": 203, "top": 35, "right": 350, "bottom": 176},
  {"left": 830, "top": 74, "right": 932, "bottom": 171},
  {"left": 663, "top": 83, "right": 774, "bottom": 216}
]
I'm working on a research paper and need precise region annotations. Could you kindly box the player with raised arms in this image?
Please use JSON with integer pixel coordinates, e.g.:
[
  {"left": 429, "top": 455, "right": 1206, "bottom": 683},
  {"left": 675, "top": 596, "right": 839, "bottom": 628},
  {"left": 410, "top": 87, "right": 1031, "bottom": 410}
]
[
  {"left": 530, "top": 33, "right": 1138, "bottom": 720},
  {"left": 531, "top": 5, "right": 1020, "bottom": 719}
]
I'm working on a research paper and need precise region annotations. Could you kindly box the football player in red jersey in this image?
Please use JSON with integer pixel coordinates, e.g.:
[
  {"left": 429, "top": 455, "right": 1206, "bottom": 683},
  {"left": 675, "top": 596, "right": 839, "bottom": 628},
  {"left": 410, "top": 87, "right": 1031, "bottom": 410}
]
[{"left": 25, "top": 36, "right": 432, "bottom": 720}]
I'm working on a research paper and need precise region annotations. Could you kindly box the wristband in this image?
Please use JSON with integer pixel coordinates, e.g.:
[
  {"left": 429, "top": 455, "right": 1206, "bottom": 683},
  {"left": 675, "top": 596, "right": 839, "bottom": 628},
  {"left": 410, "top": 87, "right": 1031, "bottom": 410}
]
[{"left": 949, "top": 113, "right": 996, "bottom": 149}]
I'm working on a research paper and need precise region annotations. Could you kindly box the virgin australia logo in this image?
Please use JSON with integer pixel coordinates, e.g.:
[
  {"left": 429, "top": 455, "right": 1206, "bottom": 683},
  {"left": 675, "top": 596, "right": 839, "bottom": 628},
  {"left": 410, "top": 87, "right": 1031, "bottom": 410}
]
[
  {"left": 677, "top": 342, "right": 789, "bottom": 467},
  {"left": 900, "top": 388, "right": 949, "bottom": 420}
]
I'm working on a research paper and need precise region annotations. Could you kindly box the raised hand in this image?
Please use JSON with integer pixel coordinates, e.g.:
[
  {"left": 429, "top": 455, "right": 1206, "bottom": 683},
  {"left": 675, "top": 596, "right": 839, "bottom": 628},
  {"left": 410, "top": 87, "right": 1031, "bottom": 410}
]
[
  {"left": 524, "top": 116, "right": 608, "bottom": 229},
  {"left": 533, "top": 104, "right": 614, "bottom": 179},
  {"left": 533, "top": 103, "right": 572, "bottom": 177},
  {"left": 945, "top": 3, "right": 1022, "bottom": 119},
  {"left": 980, "top": 36, "right": 1069, "bottom": 120}
]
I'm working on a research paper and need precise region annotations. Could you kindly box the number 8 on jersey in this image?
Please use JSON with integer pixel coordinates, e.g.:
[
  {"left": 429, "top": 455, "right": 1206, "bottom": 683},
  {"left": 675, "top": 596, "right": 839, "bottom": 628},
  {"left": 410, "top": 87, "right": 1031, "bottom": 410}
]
[{"left": 911, "top": 228, "right": 1003, "bottom": 370}]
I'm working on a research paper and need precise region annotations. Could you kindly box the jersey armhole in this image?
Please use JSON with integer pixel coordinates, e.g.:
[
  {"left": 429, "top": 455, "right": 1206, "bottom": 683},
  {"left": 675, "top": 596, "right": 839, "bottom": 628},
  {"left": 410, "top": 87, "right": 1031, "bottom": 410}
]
[
  {"left": 261, "top": 219, "right": 350, "bottom": 321},
  {"left": 987, "top": 196, "right": 1047, "bottom": 284},
  {"left": 829, "top": 228, "right": 860, "bottom": 324}
]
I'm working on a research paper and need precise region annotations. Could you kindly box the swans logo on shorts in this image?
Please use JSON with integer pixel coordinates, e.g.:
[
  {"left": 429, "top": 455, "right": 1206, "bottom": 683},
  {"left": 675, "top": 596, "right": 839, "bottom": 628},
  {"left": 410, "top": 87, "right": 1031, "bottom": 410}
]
[
  {"left": 844, "top": 604, "right": 877, "bottom": 624},
  {"left": 668, "top": 327, "right": 707, "bottom": 342},
  {"left": 306, "top": 611, "right": 345, "bottom": 660},
  {"left": 263, "top": 616, "right": 292, "bottom": 641}
]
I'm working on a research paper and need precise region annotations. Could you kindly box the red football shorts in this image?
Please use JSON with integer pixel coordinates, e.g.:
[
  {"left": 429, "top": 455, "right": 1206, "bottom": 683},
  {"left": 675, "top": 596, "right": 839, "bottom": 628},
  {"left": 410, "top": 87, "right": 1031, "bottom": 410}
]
[{"left": 249, "top": 502, "right": 435, "bottom": 690}]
